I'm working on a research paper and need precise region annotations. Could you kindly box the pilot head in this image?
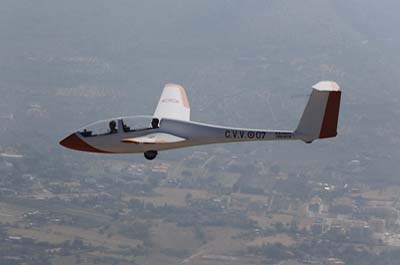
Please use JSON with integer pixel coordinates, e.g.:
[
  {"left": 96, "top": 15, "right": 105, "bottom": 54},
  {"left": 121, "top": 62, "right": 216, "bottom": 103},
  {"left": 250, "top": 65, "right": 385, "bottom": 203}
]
[
  {"left": 151, "top": 118, "right": 159, "bottom": 128},
  {"left": 109, "top": 120, "right": 117, "bottom": 133}
]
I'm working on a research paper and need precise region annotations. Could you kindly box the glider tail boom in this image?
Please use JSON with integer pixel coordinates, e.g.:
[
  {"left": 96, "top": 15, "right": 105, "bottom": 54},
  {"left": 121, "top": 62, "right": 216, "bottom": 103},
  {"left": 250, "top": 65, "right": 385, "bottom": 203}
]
[{"left": 295, "top": 81, "right": 341, "bottom": 143}]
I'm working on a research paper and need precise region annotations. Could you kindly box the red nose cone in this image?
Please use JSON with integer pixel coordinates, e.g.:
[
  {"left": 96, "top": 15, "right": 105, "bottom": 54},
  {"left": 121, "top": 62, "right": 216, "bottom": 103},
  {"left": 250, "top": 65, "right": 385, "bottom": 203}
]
[
  {"left": 60, "top": 133, "right": 80, "bottom": 150},
  {"left": 59, "top": 133, "right": 110, "bottom": 153}
]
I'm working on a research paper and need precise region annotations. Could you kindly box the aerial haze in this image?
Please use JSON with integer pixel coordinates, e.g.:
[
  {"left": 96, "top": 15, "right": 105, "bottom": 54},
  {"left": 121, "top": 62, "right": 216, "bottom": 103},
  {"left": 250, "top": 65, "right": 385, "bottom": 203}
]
[{"left": 1, "top": 1, "right": 400, "bottom": 264}]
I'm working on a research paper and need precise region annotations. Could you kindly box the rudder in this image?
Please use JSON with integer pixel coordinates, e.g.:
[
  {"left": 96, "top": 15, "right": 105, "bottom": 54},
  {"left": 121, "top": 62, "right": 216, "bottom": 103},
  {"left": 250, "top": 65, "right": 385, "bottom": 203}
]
[{"left": 295, "top": 81, "right": 341, "bottom": 143}]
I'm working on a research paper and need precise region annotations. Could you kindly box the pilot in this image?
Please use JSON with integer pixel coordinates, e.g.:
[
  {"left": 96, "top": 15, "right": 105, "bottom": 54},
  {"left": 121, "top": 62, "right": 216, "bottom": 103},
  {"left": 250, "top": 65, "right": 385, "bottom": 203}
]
[
  {"left": 123, "top": 124, "right": 130, "bottom": 132},
  {"left": 82, "top": 129, "right": 92, "bottom": 137},
  {"left": 121, "top": 120, "right": 130, "bottom": 132},
  {"left": 109, "top": 120, "right": 117, "bottom": 134},
  {"left": 151, "top": 118, "right": 159, "bottom": 129}
]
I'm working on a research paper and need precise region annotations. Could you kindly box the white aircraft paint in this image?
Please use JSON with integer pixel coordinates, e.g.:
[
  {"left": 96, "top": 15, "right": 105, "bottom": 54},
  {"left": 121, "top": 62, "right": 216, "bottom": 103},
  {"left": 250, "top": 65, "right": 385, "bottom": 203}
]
[{"left": 60, "top": 81, "right": 341, "bottom": 160}]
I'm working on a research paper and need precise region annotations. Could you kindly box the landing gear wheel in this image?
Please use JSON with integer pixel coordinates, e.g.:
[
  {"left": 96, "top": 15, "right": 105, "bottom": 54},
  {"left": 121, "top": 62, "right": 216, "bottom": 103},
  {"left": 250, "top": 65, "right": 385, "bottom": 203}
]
[{"left": 144, "top": 150, "right": 158, "bottom": 160}]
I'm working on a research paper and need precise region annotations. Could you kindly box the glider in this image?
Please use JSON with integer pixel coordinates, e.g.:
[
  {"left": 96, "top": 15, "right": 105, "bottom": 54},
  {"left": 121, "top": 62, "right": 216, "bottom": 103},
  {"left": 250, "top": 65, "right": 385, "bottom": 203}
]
[{"left": 60, "top": 82, "right": 341, "bottom": 160}]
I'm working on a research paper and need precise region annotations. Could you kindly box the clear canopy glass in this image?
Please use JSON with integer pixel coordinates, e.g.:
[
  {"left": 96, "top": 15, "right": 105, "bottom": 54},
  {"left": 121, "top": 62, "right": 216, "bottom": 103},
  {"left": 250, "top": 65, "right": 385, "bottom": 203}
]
[{"left": 78, "top": 115, "right": 158, "bottom": 137}]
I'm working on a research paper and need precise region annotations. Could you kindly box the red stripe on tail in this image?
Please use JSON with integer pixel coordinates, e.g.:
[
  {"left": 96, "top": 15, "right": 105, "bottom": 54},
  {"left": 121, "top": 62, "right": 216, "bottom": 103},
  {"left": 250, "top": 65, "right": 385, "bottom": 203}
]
[{"left": 319, "top": 91, "right": 341, "bottom": 138}]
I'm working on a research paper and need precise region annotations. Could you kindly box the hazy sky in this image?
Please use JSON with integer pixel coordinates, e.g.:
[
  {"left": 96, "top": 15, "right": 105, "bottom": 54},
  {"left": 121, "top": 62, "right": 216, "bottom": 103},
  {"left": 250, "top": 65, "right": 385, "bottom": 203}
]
[{"left": 1, "top": 0, "right": 399, "bottom": 172}]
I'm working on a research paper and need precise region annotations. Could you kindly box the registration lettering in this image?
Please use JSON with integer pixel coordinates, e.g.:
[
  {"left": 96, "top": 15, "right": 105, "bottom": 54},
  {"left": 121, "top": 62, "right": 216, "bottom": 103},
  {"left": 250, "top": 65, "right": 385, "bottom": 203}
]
[{"left": 225, "top": 130, "right": 266, "bottom": 140}]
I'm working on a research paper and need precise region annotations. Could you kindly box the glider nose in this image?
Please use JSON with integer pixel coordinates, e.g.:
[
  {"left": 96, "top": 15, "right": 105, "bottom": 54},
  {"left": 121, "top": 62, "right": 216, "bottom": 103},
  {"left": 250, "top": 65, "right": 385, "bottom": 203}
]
[
  {"left": 59, "top": 133, "right": 109, "bottom": 153},
  {"left": 60, "top": 133, "right": 80, "bottom": 150}
]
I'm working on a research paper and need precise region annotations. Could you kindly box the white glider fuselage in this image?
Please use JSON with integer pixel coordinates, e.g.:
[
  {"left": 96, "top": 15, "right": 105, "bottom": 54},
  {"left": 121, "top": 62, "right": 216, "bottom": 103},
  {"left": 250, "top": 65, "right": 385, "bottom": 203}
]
[
  {"left": 66, "top": 119, "right": 297, "bottom": 154},
  {"left": 60, "top": 82, "right": 341, "bottom": 159}
]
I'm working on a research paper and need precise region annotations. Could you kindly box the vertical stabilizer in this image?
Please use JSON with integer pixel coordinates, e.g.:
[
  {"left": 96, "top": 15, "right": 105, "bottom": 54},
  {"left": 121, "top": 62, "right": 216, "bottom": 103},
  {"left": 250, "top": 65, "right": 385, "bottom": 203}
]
[{"left": 295, "top": 81, "right": 341, "bottom": 143}]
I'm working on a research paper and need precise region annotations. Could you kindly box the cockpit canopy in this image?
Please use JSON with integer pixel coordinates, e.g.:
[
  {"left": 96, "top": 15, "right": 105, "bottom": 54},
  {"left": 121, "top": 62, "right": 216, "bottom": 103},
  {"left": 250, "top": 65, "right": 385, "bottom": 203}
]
[{"left": 78, "top": 116, "right": 159, "bottom": 137}]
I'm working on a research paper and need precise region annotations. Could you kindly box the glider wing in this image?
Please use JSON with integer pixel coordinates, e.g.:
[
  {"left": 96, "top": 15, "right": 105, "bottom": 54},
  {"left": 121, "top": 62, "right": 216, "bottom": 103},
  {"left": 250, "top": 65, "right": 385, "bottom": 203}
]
[
  {"left": 153, "top": 83, "right": 190, "bottom": 121},
  {"left": 122, "top": 133, "right": 186, "bottom": 144}
]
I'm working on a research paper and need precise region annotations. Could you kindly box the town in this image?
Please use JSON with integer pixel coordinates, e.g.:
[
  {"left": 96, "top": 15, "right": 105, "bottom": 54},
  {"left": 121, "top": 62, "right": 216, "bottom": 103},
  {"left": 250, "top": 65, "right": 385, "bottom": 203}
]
[{"left": 1, "top": 142, "right": 400, "bottom": 264}]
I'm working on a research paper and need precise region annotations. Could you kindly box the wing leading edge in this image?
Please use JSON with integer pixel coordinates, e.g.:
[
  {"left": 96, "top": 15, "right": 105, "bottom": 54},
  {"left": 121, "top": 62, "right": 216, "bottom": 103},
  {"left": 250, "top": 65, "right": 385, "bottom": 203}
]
[{"left": 153, "top": 83, "right": 190, "bottom": 121}]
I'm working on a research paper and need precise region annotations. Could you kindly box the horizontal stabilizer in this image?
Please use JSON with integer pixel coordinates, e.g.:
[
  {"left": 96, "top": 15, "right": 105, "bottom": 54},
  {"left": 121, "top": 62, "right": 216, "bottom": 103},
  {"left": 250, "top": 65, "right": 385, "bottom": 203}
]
[{"left": 121, "top": 133, "right": 186, "bottom": 144}]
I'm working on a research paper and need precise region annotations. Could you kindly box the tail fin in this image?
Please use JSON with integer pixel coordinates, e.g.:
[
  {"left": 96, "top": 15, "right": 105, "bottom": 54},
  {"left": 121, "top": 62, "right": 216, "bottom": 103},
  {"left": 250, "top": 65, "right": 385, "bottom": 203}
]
[{"left": 295, "top": 81, "right": 341, "bottom": 143}]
